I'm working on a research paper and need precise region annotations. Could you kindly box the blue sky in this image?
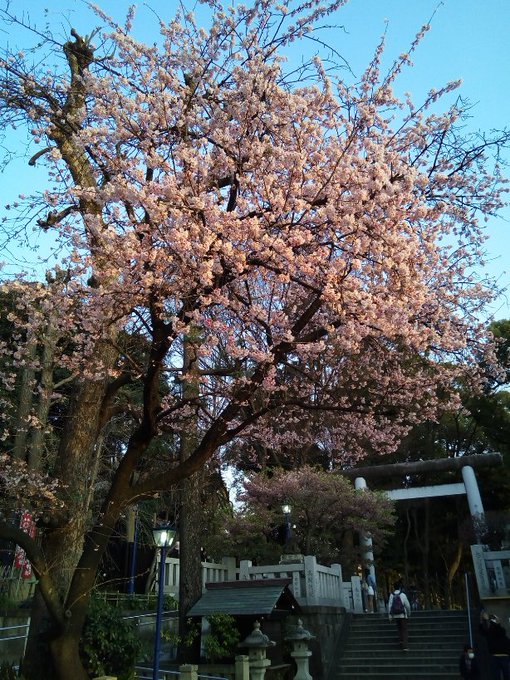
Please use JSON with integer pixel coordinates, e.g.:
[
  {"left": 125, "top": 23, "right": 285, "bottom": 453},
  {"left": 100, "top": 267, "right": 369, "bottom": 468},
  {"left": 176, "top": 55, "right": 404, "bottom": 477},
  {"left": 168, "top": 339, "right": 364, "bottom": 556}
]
[{"left": 1, "top": 0, "right": 509, "bottom": 318}]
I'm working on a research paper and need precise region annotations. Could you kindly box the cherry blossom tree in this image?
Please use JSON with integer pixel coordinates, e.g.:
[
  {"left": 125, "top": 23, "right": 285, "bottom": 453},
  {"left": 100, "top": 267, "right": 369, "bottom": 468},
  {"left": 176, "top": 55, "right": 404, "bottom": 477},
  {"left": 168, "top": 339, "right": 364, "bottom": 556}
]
[
  {"left": 206, "top": 465, "right": 394, "bottom": 567},
  {"left": 0, "top": 0, "right": 508, "bottom": 677}
]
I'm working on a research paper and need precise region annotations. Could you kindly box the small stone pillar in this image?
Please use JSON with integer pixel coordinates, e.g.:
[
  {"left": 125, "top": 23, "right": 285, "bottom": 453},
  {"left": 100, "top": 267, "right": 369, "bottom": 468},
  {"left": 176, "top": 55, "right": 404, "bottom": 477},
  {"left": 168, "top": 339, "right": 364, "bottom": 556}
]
[
  {"left": 235, "top": 654, "right": 250, "bottom": 680},
  {"left": 239, "top": 621, "right": 276, "bottom": 680},
  {"left": 180, "top": 664, "right": 198, "bottom": 680},
  {"left": 285, "top": 619, "right": 315, "bottom": 680}
]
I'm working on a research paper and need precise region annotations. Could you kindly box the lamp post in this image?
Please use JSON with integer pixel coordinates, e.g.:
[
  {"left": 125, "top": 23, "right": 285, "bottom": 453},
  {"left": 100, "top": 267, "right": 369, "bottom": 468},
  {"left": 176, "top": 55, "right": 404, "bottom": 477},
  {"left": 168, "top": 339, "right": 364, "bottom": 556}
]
[
  {"left": 282, "top": 503, "right": 292, "bottom": 552},
  {"left": 152, "top": 523, "right": 177, "bottom": 680}
]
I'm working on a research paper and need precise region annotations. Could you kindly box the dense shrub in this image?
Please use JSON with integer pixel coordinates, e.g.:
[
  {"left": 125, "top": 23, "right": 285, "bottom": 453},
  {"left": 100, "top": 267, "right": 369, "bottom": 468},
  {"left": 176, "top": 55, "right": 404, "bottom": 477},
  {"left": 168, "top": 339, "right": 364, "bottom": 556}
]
[
  {"left": 203, "top": 613, "right": 240, "bottom": 662},
  {"left": 80, "top": 596, "right": 142, "bottom": 680}
]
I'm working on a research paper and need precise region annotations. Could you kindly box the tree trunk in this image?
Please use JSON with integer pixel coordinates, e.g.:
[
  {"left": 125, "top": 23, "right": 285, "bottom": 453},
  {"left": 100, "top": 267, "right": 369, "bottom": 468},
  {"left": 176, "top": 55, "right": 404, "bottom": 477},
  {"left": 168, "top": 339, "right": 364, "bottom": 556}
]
[
  {"left": 21, "top": 589, "right": 58, "bottom": 680},
  {"left": 178, "top": 339, "right": 203, "bottom": 662},
  {"left": 50, "top": 627, "right": 89, "bottom": 680},
  {"left": 28, "top": 310, "right": 59, "bottom": 470},
  {"left": 178, "top": 469, "right": 204, "bottom": 662},
  {"left": 446, "top": 541, "right": 463, "bottom": 609},
  {"left": 22, "top": 353, "right": 117, "bottom": 679},
  {"left": 12, "top": 331, "right": 36, "bottom": 461}
]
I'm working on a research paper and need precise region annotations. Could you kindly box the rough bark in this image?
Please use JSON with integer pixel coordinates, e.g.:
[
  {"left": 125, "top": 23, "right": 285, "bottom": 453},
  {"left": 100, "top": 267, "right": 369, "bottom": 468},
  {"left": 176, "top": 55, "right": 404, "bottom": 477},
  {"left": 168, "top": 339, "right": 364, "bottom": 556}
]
[
  {"left": 12, "top": 332, "right": 36, "bottom": 461},
  {"left": 28, "top": 311, "right": 59, "bottom": 471},
  {"left": 23, "top": 341, "right": 118, "bottom": 680},
  {"left": 178, "top": 340, "right": 204, "bottom": 661}
]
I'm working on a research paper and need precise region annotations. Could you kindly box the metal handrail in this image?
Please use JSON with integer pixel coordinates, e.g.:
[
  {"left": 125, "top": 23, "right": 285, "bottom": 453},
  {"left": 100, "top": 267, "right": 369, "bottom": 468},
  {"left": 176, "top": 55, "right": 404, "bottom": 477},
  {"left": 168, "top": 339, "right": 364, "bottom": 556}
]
[
  {"left": 136, "top": 667, "right": 180, "bottom": 679},
  {"left": 465, "top": 572, "right": 473, "bottom": 648},
  {"left": 135, "top": 669, "right": 229, "bottom": 680},
  {"left": 0, "top": 621, "right": 30, "bottom": 645},
  {"left": 0, "top": 623, "right": 29, "bottom": 632}
]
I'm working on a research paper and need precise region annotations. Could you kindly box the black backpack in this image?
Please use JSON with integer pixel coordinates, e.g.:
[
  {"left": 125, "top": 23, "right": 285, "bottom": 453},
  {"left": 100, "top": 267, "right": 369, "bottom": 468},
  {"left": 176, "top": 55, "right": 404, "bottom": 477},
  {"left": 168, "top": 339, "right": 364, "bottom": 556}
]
[{"left": 390, "top": 592, "right": 405, "bottom": 615}]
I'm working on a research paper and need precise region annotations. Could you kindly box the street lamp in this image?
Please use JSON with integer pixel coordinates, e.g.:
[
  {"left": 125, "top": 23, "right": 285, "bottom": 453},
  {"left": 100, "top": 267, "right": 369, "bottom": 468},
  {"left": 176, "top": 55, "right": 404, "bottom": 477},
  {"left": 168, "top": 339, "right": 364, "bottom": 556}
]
[
  {"left": 281, "top": 503, "right": 292, "bottom": 551},
  {"left": 152, "top": 523, "right": 177, "bottom": 680}
]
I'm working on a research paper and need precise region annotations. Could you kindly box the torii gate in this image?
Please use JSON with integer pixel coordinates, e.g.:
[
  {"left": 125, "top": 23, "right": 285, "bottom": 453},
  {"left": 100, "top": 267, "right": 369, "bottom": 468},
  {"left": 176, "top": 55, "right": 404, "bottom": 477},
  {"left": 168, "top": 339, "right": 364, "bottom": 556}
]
[{"left": 342, "top": 453, "right": 503, "bottom": 584}]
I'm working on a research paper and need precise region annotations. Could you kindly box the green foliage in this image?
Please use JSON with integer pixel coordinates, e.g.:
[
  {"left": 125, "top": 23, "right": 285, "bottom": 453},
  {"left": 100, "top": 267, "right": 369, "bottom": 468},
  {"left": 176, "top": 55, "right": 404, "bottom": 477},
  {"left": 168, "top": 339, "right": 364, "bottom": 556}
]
[
  {"left": 80, "top": 596, "right": 142, "bottom": 680},
  {"left": 203, "top": 613, "right": 240, "bottom": 662},
  {"left": 162, "top": 617, "right": 199, "bottom": 649},
  {"left": 0, "top": 663, "right": 17, "bottom": 680}
]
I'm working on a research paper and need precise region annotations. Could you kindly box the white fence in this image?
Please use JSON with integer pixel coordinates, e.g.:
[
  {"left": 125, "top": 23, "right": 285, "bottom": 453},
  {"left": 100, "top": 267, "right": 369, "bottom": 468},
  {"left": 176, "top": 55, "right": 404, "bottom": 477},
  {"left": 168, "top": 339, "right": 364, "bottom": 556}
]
[
  {"left": 161, "top": 556, "right": 237, "bottom": 599},
  {"left": 158, "top": 554, "right": 364, "bottom": 612}
]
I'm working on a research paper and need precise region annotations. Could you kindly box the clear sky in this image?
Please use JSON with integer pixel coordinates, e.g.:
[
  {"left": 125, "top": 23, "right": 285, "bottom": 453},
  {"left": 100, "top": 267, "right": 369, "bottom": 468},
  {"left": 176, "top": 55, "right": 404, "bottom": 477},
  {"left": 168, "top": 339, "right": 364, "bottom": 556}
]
[{"left": 1, "top": 0, "right": 509, "bottom": 318}]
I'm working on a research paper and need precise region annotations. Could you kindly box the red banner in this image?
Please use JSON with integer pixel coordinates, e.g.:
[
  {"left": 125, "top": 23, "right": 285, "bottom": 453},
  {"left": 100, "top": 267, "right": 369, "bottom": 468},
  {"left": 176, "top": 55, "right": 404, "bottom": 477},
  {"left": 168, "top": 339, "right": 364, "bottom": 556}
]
[{"left": 14, "top": 511, "right": 36, "bottom": 579}]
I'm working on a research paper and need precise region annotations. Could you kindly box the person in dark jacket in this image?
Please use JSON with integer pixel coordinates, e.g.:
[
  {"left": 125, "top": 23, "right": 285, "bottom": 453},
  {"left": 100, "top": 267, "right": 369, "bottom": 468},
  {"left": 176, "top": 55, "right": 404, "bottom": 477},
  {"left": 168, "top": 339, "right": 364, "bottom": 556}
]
[
  {"left": 459, "top": 644, "right": 481, "bottom": 680},
  {"left": 479, "top": 612, "right": 510, "bottom": 680}
]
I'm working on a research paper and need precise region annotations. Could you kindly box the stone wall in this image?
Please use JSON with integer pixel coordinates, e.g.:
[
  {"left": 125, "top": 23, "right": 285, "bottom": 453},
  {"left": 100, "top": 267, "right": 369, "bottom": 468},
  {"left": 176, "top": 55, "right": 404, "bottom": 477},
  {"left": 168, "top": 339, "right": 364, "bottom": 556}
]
[{"left": 264, "top": 606, "right": 347, "bottom": 680}]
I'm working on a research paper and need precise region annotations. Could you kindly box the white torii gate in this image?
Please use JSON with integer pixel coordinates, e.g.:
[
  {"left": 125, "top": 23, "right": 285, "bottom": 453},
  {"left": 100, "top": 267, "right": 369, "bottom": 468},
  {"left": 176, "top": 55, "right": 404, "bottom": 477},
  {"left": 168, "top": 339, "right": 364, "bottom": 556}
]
[{"left": 344, "top": 453, "right": 502, "bottom": 585}]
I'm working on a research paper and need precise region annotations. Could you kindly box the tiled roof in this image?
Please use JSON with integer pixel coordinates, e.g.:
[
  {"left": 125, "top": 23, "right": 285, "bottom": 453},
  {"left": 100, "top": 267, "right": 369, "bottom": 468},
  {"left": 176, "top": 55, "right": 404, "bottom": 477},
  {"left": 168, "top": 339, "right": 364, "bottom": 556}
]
[{"left": 187, "top": 579, "right": 300, "bottom": 617}]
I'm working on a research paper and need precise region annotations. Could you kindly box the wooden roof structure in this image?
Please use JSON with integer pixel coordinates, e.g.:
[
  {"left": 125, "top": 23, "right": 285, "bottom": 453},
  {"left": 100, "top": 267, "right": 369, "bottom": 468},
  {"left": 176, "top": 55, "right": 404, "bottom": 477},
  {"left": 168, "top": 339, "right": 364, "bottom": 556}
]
[{"left": 187, "top": 579, "right": 301, "bottom": 618}]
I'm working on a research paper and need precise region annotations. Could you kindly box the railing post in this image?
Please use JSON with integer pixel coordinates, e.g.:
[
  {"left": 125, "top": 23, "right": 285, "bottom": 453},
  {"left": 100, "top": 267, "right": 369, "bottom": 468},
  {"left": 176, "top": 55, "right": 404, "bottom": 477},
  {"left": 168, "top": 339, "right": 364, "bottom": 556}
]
[
  {"left": 471, "top": 544, "right": 491, "bottom": 597},
  {"left": 235, "top": 654, "right": 250, "bottom": 680},
  {"left": 291, "top": 568, "right": 302, "bottom": 598},
  {"left": 180, "top": 664, "right": 199, "bottom": 680},
  {"left": 303, "top": 555, "right": 319, "bottom": 605},
  {"left": 240, "top": 560, "right": 253, "bottom": 580},
  {"left": 351, "top": 575, "right": 363, "bottom": 613},
  {"left": 223, "top": 556, "right": 237, "bottom": 580},
  {"left": 331, "top": 563, "right": 343, "bottom": 606}
]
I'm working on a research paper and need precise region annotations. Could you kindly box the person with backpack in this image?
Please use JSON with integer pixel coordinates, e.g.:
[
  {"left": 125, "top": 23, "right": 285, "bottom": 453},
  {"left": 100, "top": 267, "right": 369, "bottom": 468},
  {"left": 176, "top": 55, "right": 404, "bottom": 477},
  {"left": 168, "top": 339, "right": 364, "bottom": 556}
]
[{"left": 388, "top": 581, "right": 411, "bottom": 650}]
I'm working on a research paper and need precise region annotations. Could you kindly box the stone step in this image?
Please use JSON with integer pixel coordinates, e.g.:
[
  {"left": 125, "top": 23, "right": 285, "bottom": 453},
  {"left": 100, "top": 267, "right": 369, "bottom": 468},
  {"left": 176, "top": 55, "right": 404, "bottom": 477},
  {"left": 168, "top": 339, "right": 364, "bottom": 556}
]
[
  {"left": 351, "top": 614, "right": 467, "bottom": 630},
  {"left": 335, "top": 670, "right": 459, "bottom": 680},
  {"left": 334, "top": 610, "right": 468, "bottom": 680},
  {"left": 340, "top": 650, "right": 461, "bottom": 662},
  {"left": 345, "top": 634, "right": 467, "bottom": 646},
  {"left": 337, "top": 666, "right": 458, "bottom": 676},
  {"left": 338, "top": 656, "right": 458, "bottom": 668}
]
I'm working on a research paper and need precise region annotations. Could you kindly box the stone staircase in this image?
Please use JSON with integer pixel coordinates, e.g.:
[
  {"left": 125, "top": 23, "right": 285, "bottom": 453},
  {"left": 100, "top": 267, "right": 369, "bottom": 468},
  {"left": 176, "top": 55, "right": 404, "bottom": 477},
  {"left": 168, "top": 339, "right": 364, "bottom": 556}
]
[{"left": 333, "top": 610, "right": 470, "bottom": 680}]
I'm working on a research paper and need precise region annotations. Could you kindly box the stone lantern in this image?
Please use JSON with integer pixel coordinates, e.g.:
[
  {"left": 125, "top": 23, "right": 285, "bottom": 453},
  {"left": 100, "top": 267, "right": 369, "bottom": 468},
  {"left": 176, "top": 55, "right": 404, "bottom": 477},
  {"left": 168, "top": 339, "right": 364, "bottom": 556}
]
[
  {"left": 284, "top": 619, "right": 315, "bottom": 680},
  {"left": 239, "top": 620, "right": 276, "bottom": 680}
]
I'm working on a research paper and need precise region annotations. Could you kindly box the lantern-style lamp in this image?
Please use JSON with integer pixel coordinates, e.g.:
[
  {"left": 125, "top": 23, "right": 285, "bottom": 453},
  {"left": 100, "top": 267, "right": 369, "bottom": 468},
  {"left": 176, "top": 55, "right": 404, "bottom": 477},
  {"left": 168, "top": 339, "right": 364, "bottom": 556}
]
[{"left": 152, "top": 523, "right": 177, "bottom": 680}]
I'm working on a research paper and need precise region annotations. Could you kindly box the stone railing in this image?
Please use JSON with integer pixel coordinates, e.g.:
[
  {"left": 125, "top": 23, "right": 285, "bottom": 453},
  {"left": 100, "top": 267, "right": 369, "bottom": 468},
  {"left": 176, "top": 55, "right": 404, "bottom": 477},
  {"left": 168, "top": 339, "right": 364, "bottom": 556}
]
[
  {"left": 471, "top": 544, "right": 510, "bottom": 598},
  {"left": 238, "top": 555, "right": 344, "bottom": 608},
  {"left": 161, "top": 556, "right": 237, "bottom": 598},
  {"left": 159, "top": 554, "right": 363, "bottom": 611}
]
